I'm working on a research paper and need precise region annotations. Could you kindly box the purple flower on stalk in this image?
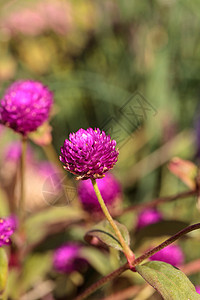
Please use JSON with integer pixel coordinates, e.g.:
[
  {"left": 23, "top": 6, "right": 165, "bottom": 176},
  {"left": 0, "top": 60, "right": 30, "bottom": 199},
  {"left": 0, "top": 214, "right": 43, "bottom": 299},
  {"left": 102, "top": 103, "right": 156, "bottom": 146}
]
[
  {"left": 53, "top": 243, "right": 87, "bottom": 273},
  {"left": 60, "top": 128, "right": 119, "bottom": 180},
  {"left": 78, "top": 172, "right": 121, "bottom": 213},
  {"left": 0, "top": 80, "right": 53, "bottom": 135},
  {"left": 0, "top": 216, "right": 17, "bottom": 247},
  {"left": 137, "top": 209, "right": 162, "bottom": 229},
  {"left": 149, "top": 244, "right": 184, "bottom": 267}
]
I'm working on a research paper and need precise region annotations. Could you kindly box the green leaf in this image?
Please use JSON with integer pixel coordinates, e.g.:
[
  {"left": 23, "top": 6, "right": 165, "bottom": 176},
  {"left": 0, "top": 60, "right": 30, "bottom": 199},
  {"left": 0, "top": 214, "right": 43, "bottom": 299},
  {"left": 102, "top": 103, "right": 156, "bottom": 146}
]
[
  {"left": 19, "top": 253, "right": 52, "bottom": 294},
  {"left": 0, "top": 248, "right": 8, "bottom": 295},
  {"left": 136, "top": 261, "right": 200, "bottom": 300},
  {"left": 85, "top": 220, "right": 130, "bottom": 251},
  {"left": 79, "top": 247, "right": 112, "bottom": 275},
  {"left": 26, "top": 206, "right": 85, "bottom": 244},
  {"left": 7, "top": 253, "right": 52, "bottom": 299}
]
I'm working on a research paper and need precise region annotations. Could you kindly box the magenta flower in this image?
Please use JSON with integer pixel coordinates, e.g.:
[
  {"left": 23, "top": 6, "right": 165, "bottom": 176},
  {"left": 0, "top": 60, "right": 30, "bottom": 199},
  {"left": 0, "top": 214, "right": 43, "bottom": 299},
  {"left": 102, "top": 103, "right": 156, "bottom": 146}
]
[
  {"left": 137, "top": 209, "right": 162, "bottom": 229},
  {"left": 53, "top": 243, "right": 87, "bottom": 273},
  {"left": 0, "top": 80, "right": 53, "bottom": 135},
  {"left": 0, "top": 216, "right": 17, "bottom": 247},
  {"left": 4, "top": 141, "right": 33, "bottom": 163},
  {"left": 78, "top": 172, "right": 121, "bottom": 213},
  {"left": 149, "top": 244, "right": 184, "bottom": 267},
  {"left": 196, "top": 286, "right": 200, "bottom": 294},
  {"left": 6, "top": 215, "right": 18, "bottom": 230},
  {"left": 60, "top": 128, "right": 119, "bottom": 180}
]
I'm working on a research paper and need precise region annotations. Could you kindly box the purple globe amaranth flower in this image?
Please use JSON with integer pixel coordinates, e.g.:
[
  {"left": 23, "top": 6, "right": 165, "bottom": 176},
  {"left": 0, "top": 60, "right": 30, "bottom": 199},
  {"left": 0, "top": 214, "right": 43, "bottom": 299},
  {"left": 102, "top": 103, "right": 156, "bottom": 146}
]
[
  {"left": 78, "top": 172, "right": 121, "bottom": 213},
  {"left": 0, "top": 216, "right": 16, "bottom": 247},
  {"left": 149, "top": 244, "right": 184, "bottom": 267},
  {"left": 196, "top": 286, "right": 200, "bottom": 294},
  {"left": 53, "top": 243, "right": 87, "bottom": 273},
  {"left": 137, "top": 209, "right": 162, "bottom": 229},
  {"left": 60, "top": 128, "right": 119, "bottom": 180},
  {"left": 0, "top": 80, "right": 53, "bottom": 135}
]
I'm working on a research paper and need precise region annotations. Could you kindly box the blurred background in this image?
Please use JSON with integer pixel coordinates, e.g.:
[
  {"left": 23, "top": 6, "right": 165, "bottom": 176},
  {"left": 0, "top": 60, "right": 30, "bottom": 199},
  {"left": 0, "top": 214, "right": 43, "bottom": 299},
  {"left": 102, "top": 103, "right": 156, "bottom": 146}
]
[{"left": 0, "top": 0, "right": 200, "bottom": 299}]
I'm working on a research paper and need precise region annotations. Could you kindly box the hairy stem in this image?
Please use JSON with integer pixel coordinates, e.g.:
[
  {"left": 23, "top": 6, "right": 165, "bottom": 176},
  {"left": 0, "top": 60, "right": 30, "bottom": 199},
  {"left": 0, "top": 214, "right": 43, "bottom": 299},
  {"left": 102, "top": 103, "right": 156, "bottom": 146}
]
[
  {"left": 91, "top": 179, "right": 135, "bottom": 265},
  {"left": 74, "top": 263, "right": 129, "bottom": 300},
  {"left": 76, "top": 222, "right": 200, "bottom": 300},
  {"left": 118, "top": 189, "right": 197, "bottom": 217},
  {"left": 132, "top": 222, "right": 200, "bottom": 266}
]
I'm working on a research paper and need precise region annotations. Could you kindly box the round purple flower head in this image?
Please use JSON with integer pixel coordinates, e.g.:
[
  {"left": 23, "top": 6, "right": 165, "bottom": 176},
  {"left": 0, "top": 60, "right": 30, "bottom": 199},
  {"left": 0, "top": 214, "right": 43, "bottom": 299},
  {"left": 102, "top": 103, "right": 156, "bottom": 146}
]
[
  {"left": 149, "top": 244, "right": 184, "bottom": 267},
  {"left": 53, "top": 243, "right": 87, "bottom": 273},
  {"left": 60, "top": 128, "right": 119, "bottom": 180},
  {"left": 0, "top": 80, "right": 53, "bottom": 135},
  {"left": 78, "top": 172, "right": 121, "bottom": 213},
  {"left": 195, "top": 286, "right": 200, "bottom": 294},
  {"left": 137, "top": 209, "right": 162, "bottom": 229},
  {"left": 0, "top": 216, "right": 17, "bottom": 247}
]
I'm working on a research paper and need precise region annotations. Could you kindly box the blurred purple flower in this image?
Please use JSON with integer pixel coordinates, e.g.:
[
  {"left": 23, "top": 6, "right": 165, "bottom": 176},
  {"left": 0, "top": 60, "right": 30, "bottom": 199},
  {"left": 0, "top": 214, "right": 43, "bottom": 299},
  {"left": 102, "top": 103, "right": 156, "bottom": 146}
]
[
  {"left": 0, "top": 80, "right": 53, "bottom": 135},
  {"left": 196, "top": 286, "right": 200, "bottom": 294},
  {"left": 0, "top": 216, "right": 16, "bottom": 247},
  {"left": 60, "top": 128, "right": 119, "bottom": 180},
  {"left": 38, "top": 161, "right": 58, "bottom": 178},
  {"left": 38, "top": 1, "right": 72, "bottom": 35},
  {"left": 149, "top": 244, "right": 184, "bottom": 267},
  {"left": 78, "top": 172, "right": 121, "bottom": 213},
  {"left": 137, "top": 209, "right": 162, "bottom": 229},
  {"left": 6, "top": 215, "right": 18, "bottom": 230},
  {"left": 4, "top": 141, "right": 33, "bottom": 163},
  {"left": 25, "top": 160, "right": 62, "bottom": 211},
  {"left": 2, "top": 9, "right": 45, "bottom": 36},
  {"left": 1, "top": 0, "right": 72, "bottom": 36},
  {"left": 0, "top": 141, "right": 34, "bottom": 188},
  {"left": 53, "top": 243, "right": 87, "bottom": 273},
  {"left": 0, "top": 141, "right": 62, "bottom": 211}
]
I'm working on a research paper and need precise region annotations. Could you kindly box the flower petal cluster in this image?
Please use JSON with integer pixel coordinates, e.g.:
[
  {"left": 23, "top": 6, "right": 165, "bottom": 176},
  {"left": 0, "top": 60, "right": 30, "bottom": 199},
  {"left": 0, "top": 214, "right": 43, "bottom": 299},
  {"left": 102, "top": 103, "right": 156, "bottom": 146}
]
[
  {"left": 137, "top": 209, "right": 162, "bottom": 229},
  {"left": 0, "top": 80, "right": 53, "bottom": 135},
  {"left": 149, "top": 244, "right": 184, "bottom": 267},
  {"left": 196, "top": 286, "right": 200, "bottom": 294},
  {"left": 0, "top": 216, "right": 17, "bottom": 247},
  {"left": 53, "top": 243, "right": 87, "bottom": 273},
  {"left": 78, "top": 172, "right": 121, "bottom": 213},
  {"left": 60, "top": 128, "right": 119, "bottom": 179}
]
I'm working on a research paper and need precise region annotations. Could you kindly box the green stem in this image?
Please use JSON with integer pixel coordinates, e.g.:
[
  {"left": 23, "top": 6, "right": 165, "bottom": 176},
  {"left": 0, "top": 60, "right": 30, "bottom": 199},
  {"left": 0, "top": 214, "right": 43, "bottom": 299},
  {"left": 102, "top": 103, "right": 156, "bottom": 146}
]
[
  {"left": 19, "top": 136, "right": 27, "bottom": 223},
  {"left": 91, "top": 179, "right": 135, "bottom": 266}
]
